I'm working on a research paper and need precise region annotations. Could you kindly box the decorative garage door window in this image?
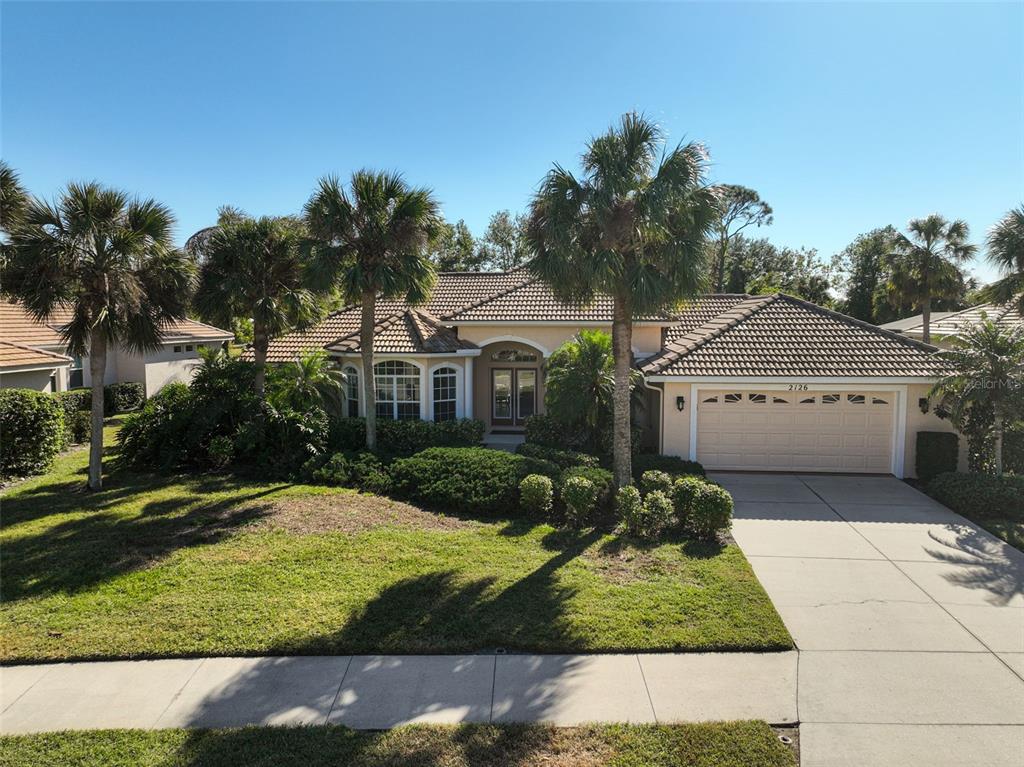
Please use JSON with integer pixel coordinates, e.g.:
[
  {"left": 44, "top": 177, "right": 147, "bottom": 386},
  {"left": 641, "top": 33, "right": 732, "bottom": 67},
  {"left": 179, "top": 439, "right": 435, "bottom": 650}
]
[
  {"left": 374, "top": 361, "right": 420, "bottom": 420},
  {"left": 432, "top": 367, "right": 457, "bottom": 422}
]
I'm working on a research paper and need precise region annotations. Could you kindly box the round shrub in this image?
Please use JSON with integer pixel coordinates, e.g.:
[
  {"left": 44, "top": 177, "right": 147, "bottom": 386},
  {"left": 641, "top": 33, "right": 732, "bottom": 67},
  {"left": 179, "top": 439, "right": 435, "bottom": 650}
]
[
  {"left": 558, "top": 466, "right": 614, "bottom": 510},
  {"left": 688, "top": 482, "right": 733, "bottom": 539},
  {"left": 640, "top": 470, "right": 673, "bottom": 497},
  {"left": 561, "top": 475, "right": 597, "bottom": 527},
  {"left": 632, "top": 454, "right": 706, "bottom": 481},
  {"left": 671, "top": 475, "right": 707, "bottom": 528},
  {"left": 310, "top": 452, "right": 352, "bottom": 486},
  {"left": 616, "top": 485, "right": 644, "bottom": 534},
  {"left": 641, "top": 490, "right": 675, "bottom": 538},
  {"left": 519, "top": 474, "right": 554, "bottom": 517},
  {"left": 0, "top": 389, "right": 66, "bottom": 477}
]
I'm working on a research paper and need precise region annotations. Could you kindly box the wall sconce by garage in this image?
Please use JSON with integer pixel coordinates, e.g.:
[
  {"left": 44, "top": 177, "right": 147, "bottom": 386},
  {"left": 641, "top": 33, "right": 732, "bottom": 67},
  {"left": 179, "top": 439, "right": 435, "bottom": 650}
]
[
  {"left": 918, "top": 397, "right": 929, "bottom": 414},
  {"left": 676, "top": 395, "right": 686, "bottom": 411}
]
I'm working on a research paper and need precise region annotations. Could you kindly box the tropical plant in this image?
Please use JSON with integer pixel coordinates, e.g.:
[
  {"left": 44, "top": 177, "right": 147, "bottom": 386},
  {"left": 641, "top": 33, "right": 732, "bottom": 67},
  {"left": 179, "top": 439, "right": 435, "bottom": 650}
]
[
  {"left": 708, "top": 184, "right": 773, "bottom": 292},
  {"left": 270, "top": 349, "right": 345, "bottom": 415},
  {"left": 192, "top": 212, "right": 320, "bottom": 399},
  {"left": 544, "top": 330, "right": 644, "bottom": 453},
  {"left": 929, "top": 319, "right": 1024, "bottom": 475},
  {"left": 980, "top": 205, "right": 1024, "bottom": 313},
  {"left": 0, "top": 160, "right": 29, "bottom": 240},
  {"left": 304, "top": 171, "right": 440, "bottom": 450},
  {"left": 883, "top": 215, "right": 977, "bottom": 344},
  {"left": 527, "top": 112, "right": 718, "bottom": 487},
  {"left": 3, "top": 182, "right": 194, "bottom": 490}
]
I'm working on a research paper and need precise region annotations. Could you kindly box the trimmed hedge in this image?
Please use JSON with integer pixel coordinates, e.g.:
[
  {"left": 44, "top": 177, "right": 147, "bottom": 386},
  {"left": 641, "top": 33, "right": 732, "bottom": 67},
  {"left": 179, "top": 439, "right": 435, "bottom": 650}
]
[
  {"left": 688, "top": 482, "right": 734, "bottom": 539},
  {"left": 927, "top": 472, "right": 1024, "bottom": 517},
  {"left": 515, "top": 442, "right": 600, "bottom": 469},
  {"left": 105, "top": 382, "right": 144, "bottom": 413},
  {"left": 390, "top": 447, "right": 559, "bottom": 515},
  {"left": 330, "top": 417, "right": 486, "bottom": 456},
  {"left": 558, "top": 466, "right": 614, "bottom": 510},
  {"left": 632, "top": 454, "right": 705, "bottom": 481},
  {"left": 916, "top": 432, "right": 959, "bottom": 483},
  {"left": 65, "top": 410, "right": 91, "bottom": 445},
  {"left": 0, "top": 389, "right": 66, "bottom": 477},
  {"left": 561, "top": 476, "right": 598, "bottom": 527}
]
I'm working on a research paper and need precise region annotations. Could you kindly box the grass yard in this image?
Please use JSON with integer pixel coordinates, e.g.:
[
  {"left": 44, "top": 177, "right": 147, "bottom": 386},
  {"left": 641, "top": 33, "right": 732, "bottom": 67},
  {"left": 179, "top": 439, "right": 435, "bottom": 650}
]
[
  {"left": 0, "top": 723, "right": 797, "bottom": 767},
  {"left": 0, "top": 424, "right": 792, "bottom": 662}
]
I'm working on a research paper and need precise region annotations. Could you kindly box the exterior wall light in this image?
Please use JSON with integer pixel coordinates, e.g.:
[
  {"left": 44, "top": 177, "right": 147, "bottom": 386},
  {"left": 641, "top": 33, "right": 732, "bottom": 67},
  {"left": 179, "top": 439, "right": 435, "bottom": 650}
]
[
  {"left": 918, "top": 397, "right": 929, "bottom": 414},
  {"left": 676, "top": 395, "right": 686, "bottom": 411}
]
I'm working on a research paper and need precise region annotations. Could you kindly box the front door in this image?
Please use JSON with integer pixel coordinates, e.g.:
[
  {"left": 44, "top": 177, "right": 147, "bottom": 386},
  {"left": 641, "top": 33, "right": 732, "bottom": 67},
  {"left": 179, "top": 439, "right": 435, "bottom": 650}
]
[{"left": 492, "top": 368, "right": 537, "bottom": 427}]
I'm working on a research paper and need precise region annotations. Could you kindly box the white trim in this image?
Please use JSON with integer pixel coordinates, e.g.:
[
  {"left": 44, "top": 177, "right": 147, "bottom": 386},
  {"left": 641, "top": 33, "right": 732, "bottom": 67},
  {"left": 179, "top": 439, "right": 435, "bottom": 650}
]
[
  {"left": 455, "top": 349, "right": 482, "bottom": 356},
  {"left": 370, "top": 358, "right": 426, "bottom": 421},
  {"left": 0, "top": 363, "right": 71, "bottom": 375},
  {"left": 646, "top": 375, "right": 937, "bottom": 384},
  {"left": 341, "top": 363, "right": 363, "bottom": 418},
  {"left": 688, "top": 383, "right": 698, "bottom": 462},
  {"left": 892, "top": 387, "right": 908, "bottom": 477},
  {"left": 474, "top": 335, "right": 553, "bottom": 357},
  {"left": 464, "top": 357, "right": 474, "bottom": 419}
]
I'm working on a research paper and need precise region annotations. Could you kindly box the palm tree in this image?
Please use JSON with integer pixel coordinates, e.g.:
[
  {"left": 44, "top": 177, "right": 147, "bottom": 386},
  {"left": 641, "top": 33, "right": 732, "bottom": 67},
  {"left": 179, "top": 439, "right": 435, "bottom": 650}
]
[
  {"left": 930, "top": 320, "right": 1024, "bottom": 476},
  {"left": 884, "top": 215, "right": 977, "bottom": 344},
  {"left": 304, "top": 172, "right": 440, "bottom": 451},
  {"left": 527, "top": 112, "right": 718, "bottom": 487},
  {"left": 270, "top": 349, "right": 345, "bottom": 415},
  {"left": 980, "top": 206, "right": 1024, "bottom": 313},
  {"left": 192, "top": 213, "right": 320, "bottom": 399},
  {"left": 0, "top": 160, "right": 29, "bottom": 235},
  {"left": 3, "top": 182, "right": 195, "bottom": 490}
]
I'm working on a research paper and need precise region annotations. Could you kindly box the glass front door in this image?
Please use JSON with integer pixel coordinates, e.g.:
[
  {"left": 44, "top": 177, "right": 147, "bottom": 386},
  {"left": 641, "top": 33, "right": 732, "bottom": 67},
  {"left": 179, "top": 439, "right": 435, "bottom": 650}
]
[{"left": 492, "top": 368, "right": 536, "bottom": 426}]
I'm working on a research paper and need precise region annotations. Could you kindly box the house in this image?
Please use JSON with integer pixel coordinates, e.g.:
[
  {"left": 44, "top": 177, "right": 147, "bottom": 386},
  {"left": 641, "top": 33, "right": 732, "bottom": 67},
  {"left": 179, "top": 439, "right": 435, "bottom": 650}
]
[
  {"left": 880, "top": 301, "right": 1022, "bottom": 346},
  {"left": 0, "top": 300, "right": 233, "bottom": 396},
  {"left": 256, "top": 270, "right": 961, "bottom": 479}
]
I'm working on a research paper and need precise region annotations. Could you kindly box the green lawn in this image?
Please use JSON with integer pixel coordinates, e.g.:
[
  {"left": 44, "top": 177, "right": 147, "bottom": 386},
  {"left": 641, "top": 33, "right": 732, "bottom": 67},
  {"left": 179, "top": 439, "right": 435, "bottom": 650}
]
[
  {"left": 0, "top": 723, "right": 797, "bottom": 767},
  {"left": 0, "top": 425, "right": 792, "bottom": 662}
]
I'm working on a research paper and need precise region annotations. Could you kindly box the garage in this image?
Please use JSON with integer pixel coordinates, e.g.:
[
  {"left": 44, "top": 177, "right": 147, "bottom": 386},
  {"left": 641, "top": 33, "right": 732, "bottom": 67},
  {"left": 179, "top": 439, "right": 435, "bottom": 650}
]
[{"left": 695, "top": 389, "right": 895, "bottom": 473}]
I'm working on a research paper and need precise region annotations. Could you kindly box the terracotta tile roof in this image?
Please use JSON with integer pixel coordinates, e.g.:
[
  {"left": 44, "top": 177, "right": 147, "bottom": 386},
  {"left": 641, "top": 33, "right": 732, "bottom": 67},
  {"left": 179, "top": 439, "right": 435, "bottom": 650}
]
[
  {"left": 641, "top": 294, "right": 944, "bottom": 378},
  {"left": 665, "top": 295, "right": 754, "bottom": 338},
  {"left": 896, "top": 301, "right": 1023, "bottom": 339},
  {"left": 0, "top": 340, "right": 72, "bottom": 370},
  {"left": 328, "top": 310, "right": 476, "bottom": 355}
]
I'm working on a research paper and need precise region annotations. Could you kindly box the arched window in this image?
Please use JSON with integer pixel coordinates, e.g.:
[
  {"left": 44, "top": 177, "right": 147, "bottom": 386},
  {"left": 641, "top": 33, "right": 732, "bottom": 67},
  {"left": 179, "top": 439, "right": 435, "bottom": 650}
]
[
  {"left": 432, "top": 367, "right": 458, "bottom": 422},
  {"left": 343, "top": 366, "right": 360, "bottom": 418},
  {"left": 374, "top": 361, "right": 420, "bottom": 420}
]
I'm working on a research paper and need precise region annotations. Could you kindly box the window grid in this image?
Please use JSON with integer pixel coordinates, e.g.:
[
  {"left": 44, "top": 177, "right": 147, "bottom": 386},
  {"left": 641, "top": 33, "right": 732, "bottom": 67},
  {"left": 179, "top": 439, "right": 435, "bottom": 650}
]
[
  {"left": 343, "top": 366, "right": 360, "bottom": 418},
  {"left": 374, "top": 361, "right": 420, "bottom": 421},
  {"left": 432, "top": 367, "right": 458, "bottom": 422}
]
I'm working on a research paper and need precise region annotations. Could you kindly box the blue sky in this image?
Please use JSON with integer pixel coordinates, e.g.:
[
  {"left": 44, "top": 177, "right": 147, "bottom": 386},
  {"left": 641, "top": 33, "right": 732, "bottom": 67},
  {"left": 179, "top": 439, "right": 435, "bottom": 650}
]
[{"left": 2, "top": 1, "right": 1021, "bottom": 282}]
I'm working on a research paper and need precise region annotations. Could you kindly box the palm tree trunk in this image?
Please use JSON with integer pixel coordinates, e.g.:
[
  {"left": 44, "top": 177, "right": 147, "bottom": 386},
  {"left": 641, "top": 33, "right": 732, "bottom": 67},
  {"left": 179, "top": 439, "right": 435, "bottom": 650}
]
[
  {"left": 87, "top": 331, "right": 106, "bottom": 491},
  {"left": 921, "top": 295, "right": 932, "bottom": 345},
  {"left": 253, "top": 322, "right": 269, "bottom": 400},
  {"left": 362, "top": 288, "right": 377, "bottom": 451},
  {"left": 611, "top": 294, "right": 634, "bottom": 488},
  {"left": 993, "top": 411, "right": 1004, "bottom": 476}
]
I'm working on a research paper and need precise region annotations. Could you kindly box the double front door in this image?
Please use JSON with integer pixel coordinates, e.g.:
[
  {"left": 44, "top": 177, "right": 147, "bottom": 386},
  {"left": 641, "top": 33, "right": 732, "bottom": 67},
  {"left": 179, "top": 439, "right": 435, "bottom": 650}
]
[{"left": 491, "top": 368, "right": 536, "bottom": 427}]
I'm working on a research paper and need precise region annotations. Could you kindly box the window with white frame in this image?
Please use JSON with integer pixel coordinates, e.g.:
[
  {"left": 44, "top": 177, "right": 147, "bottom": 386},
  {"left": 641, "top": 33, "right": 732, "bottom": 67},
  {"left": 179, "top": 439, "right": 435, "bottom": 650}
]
[
  {"left": 374, "top": 361, "right": 420, "bottom": 420},
  {"left": 343, "top": 366, "right": 360, "bottom": 418},
  {"left": 432, "top": 367, "right": 457, "bottom": 422},
  {"left": 69, "top": 355, "right": 84, "bottom": 388}
]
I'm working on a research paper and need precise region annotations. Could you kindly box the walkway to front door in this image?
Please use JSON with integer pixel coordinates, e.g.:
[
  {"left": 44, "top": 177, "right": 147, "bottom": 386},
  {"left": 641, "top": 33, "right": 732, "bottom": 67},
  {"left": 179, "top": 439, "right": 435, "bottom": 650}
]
[{"left": 718, "top": 472, "right": 1024, "bottom": 767}]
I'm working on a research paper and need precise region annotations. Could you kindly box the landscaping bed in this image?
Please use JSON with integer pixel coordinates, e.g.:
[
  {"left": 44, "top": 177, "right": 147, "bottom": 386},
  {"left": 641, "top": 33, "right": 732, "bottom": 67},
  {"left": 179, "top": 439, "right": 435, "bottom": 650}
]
[
  {"left": 0, "top": 722, "right": 798, "bottom": 767},
  {"left": 926, "top": 471, "right": 1024, "bottom": 550},
  {"left": 0, "top": 426, "right": 791, "bottom": 663}
]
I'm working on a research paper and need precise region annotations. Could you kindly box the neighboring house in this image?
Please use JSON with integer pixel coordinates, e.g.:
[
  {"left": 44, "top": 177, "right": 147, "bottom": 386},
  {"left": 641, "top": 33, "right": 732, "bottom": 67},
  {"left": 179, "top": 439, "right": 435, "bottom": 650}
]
[
  {"left": 0, "top": 300, "right": 233, "bottom": 396},
  {"left": 257, "top": 270, "right": 960, "bottom": 479},
  {"left": 881, "top": 301, "right": 1022, "bottom": 347}
]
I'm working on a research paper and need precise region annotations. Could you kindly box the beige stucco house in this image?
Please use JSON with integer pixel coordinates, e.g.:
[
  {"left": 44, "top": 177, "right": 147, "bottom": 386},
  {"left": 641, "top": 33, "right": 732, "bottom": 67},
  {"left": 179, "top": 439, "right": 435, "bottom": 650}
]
[
  {"left": 259, "top": 270, "right": 962, "bottom": 479},
  {"left": 0, "top": 300, "right": 233, "bottom": 396}
]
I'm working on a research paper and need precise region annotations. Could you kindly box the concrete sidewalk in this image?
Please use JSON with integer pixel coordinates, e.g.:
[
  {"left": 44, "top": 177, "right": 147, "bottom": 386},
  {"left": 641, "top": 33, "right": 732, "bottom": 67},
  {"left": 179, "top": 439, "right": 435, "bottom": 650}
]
[{"left": 0, "top": 651, "right": 798, "bottom": 734}]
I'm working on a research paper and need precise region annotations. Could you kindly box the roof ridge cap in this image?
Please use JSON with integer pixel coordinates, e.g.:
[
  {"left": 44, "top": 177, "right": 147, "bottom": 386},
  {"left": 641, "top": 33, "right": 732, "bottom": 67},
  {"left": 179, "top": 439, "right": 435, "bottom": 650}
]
[{"left": 441, "top": 273, "right": 538, "bottom": 320}]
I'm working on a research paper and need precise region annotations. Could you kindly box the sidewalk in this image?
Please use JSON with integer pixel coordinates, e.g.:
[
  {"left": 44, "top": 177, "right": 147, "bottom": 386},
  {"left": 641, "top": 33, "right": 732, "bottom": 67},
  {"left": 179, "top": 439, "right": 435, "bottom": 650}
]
[{"left": 1, "top": 651, "right": 798, "bottom": 734}]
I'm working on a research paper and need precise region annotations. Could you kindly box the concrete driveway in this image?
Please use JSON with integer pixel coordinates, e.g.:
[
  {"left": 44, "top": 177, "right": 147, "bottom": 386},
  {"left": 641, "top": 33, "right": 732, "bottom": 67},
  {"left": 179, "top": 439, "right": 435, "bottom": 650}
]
[{"left": 718, "top": 472, "right": 1024, "bottom": 767}]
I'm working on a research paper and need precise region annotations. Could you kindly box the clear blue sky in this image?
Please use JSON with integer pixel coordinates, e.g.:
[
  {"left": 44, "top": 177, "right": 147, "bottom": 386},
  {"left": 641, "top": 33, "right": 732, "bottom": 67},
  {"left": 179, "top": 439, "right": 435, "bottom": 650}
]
[{"left": 3, "top": 1, "right": 1021, "bottom": 282}]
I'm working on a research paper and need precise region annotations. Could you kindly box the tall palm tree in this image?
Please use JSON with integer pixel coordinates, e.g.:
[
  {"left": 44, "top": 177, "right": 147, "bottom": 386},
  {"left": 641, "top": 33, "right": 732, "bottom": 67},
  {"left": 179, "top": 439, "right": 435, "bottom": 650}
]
[
  {"left": 980, "top": 205, "right": 1024, "bottom": 313},
  {"left": 527, "top": 112, "right": 718, "bottom": 487},
  {"left": 304, "top": 171, "right": 440, "bottom": 451},
  {"left": 3, "top": 182, "right": 195, "bottom": 490},
  {"left": 930, "top": 320, "right": 1024, "bottom": 476},
  {"left": 0, "top": 160, "right": 29, "bottom": 235},
  {"left": 192, "top": 213, "right": 320, "bottom": 399},
  {"left": 884, "top": 215, "right": 976, "bottom": 344}
]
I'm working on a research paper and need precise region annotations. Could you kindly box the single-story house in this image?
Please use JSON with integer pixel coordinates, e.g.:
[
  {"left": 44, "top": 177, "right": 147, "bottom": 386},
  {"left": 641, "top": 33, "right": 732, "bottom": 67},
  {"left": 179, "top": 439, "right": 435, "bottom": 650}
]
[
  {"left": 258, "top": 270, "right": 961, "bottom": 479},
  {"left": 881, "top": 301, "right": 1022, "bottom": 347},
  {"left": 0, "top": 300, "right": 234, "bottom": 396}
]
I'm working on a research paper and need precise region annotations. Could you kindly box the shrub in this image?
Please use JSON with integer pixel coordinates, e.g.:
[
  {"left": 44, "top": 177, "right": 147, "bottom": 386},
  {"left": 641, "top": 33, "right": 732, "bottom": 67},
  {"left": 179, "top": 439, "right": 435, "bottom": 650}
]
[
  {"left": 641, "top": 490, "right": 675, "bottom": 538},
  {"left": 916, "top": 432, "right": 959, "bottom": 483},
  {"left": 105, "top": 382, "right": 145, "bottom": 413},
  {"left": 329, "top": 416, "right": 485, "bottom": 456},
  {"left": 390, "top": 447, "right": 557, "bottom": 515},
  {"left": 519, "top": 474, "right": 554, "bottom": 517},
  {"left": 524, "top": 413, "right": 586, "bottom": 450},
  {"left": 206, "top": 435, "right": 235, "bottom": 468},
  {"left": 561, "top": 476, "right": 597, "bottom": 527},
  {"left": 233, "top": 405, "right": 329, "bottom": 477},
  {"left": 640, "top": 470, "right": 673, "bottom": 497},
  {"left": 632, "top": 454, "right": 706, "bottom": 481},
  {"left": 616, "top": 485, "right": 644, "bottom": 532},
  {"left": 671, "top": 475, "right": 707, "bottom": 528},
  {"left": 688, "top": 482, "right": 733, "bottom": 539},
  {"left": 516, "top": 442, "right": 600, "bottom": 469},
  {"left": 927, "top": 472, "right": 1024, "bottom": 517},
  {"left": 1005, "top": 425, "right": 1023, "bottom": 475},
  {"left": 0, "top": 389, "right": 66, "bottom": 477},
  {"left": 310, "top": 453, "right": 353, "bottom": 486},
  {"left": 54, "top": 388, "right": 91, "bottom": 421},
  {"left": 118, "top": 382, "right": 194, "bottom": 469},
  {"left": 558, "top": 466, "right": 614, "bottom": 510},
  {"left": 65, "top": 410, "right": 91, "bottom": 445}
]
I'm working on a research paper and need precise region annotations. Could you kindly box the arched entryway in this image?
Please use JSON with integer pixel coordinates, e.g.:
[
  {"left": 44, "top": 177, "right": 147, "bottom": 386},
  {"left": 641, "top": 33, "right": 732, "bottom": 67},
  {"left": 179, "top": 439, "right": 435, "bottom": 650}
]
[{"left": 474, "top": 339, "right": 547, "bottom": 434}]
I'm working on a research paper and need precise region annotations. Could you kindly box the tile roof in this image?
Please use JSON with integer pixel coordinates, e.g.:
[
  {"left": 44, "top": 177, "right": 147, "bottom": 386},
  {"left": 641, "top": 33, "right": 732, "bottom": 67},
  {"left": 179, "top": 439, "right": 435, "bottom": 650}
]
[
  {"left": 0, "top": 340, "right": 72, "bottom": 370},
  {"left": 328, "top": 310, "right": 476, "bottom": 355},
  {"left": 895, "top": 302, "right": 1022, "bottom": 339},
  {"left": 641, "top": 294, "right": 944, "bottom": 378}
]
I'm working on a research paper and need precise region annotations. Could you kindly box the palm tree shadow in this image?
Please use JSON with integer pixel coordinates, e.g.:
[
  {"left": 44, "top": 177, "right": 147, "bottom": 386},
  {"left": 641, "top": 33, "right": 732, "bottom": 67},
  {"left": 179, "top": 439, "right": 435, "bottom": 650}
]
[{"left": 924, "top": 525, "right": 1024, "bottom": 606}]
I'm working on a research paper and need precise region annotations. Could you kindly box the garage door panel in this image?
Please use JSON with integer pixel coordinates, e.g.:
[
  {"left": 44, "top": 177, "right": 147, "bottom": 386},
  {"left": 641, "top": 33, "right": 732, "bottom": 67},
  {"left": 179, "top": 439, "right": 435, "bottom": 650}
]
[{"left": 696, "top": 389, "right": 894, "bottom": 474}]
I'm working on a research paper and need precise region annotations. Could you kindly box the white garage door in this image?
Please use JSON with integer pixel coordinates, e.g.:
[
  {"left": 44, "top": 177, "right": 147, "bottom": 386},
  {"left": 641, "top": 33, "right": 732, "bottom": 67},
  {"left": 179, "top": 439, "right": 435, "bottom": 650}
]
[{"left": 696, "top": 390, "right": 895, "bottom": 473}]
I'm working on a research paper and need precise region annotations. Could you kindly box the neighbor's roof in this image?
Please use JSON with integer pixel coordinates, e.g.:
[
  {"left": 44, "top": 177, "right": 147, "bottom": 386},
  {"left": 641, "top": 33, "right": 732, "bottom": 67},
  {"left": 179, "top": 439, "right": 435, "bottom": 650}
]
[
  {"left": 0, "top": 340, "right": 73, "bottom": 371},
  {"left": 878, "top": 312, "right": 957, "bottom": 332},
  {"left": 640, "top": 294, "right": 945, "bottom": 378},
  {"left": 893, "top": 302, "right": 1022, "bottom": 339},
  {"left": 0, "top": 300, "right": 232, "bottom": 347}
]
